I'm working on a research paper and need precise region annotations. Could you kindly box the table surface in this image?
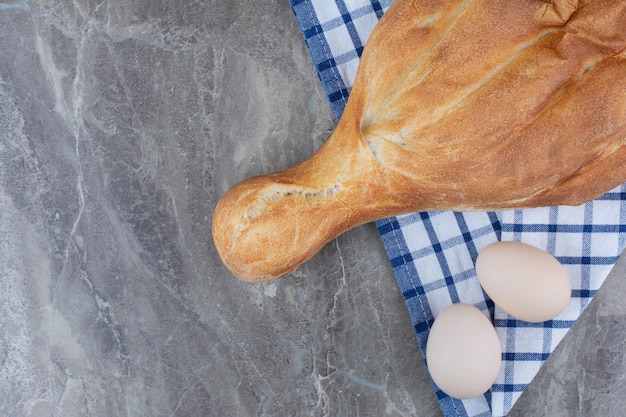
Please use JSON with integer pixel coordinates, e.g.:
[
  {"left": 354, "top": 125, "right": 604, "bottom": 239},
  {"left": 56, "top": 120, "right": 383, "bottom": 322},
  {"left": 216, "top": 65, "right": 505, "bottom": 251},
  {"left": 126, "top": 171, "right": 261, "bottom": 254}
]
[{"left": 1, "top": 1, "right": 625, "bottom": 416}]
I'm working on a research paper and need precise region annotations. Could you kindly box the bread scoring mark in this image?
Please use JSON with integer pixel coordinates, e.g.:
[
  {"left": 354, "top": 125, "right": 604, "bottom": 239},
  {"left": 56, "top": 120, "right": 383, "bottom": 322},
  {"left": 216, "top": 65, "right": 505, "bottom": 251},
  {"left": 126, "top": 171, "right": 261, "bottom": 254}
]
[
  {"left": 364, "top": 132, "right": 415, "bottom": 172},
  {"left": 364, "top": 134, "right": 384, "bottom": 165},
  {"left": 413, "top": 8, "right": 441, "bottom": 29},
  {"left": 423, "top": 28, "right": 559, "bottom": 127},
  {"left": 363, "top": 132, "right": 427, "bottom": 181},
  {"left": 514, "top": 54, "right": 610, "bottom": 140},
  {"left": 578, "top": 55, "right": 604, "bottom": 79},
  {"left": 256, "top": 183, "right": 342, "bottom": 213},
  {"left": 233, "top": 183, "right": 343, "bottom": 239},
  {"left": 380, "top": 0, "right": 476, "bottom": 116}
]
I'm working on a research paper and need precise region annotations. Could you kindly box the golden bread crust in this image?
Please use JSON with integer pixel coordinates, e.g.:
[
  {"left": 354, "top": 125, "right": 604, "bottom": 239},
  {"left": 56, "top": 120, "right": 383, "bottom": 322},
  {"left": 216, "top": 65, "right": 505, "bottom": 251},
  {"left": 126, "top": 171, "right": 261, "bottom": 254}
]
[{"left": 213, "top": 0, "right": 626, "bottom": 282}]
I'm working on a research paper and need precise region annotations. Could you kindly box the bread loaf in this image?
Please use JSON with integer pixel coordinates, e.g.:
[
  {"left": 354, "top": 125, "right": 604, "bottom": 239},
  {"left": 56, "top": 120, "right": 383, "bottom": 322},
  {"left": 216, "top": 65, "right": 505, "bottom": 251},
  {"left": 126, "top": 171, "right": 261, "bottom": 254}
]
[{"left": 213, "top": 0, "right": 626, "bottom": 282}]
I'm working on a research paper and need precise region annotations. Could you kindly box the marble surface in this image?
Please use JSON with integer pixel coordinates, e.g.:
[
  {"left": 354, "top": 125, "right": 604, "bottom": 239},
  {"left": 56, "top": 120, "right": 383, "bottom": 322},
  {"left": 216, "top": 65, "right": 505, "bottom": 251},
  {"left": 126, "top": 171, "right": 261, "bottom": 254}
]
[{"left": 0, "top": 1, "right": 624, "bottom": 416}]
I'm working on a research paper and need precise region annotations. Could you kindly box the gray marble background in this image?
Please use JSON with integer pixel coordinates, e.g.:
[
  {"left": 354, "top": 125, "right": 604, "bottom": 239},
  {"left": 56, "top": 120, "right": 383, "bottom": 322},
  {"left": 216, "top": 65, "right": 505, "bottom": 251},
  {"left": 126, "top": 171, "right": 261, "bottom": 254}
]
[{"left": 0, "top": 1, "right": 625, "bottom": 416}]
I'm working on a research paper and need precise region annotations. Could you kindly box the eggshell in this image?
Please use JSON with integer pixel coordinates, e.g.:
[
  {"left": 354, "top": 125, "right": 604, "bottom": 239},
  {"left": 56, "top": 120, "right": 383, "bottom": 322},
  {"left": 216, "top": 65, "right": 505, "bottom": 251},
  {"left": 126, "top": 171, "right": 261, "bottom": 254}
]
[
  {"left": 476, "top": 241, "right": 571, "bottom": 322},
  {"left": 426, "top": 303, "right": 502, "bottom": 399}
]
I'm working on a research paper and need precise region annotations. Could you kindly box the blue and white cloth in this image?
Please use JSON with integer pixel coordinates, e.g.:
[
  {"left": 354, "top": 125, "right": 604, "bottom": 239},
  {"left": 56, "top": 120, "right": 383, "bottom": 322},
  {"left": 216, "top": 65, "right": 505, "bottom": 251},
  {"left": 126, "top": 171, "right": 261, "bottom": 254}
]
[{"left": 289, "top": 1, "right": 626, "bottom": 416}]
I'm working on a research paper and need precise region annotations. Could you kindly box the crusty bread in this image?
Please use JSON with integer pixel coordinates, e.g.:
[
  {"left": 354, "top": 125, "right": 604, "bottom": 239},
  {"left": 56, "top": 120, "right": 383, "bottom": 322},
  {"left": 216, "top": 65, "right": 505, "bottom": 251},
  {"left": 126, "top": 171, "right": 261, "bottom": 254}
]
[{"left": 213, "top": 0, "right": 626, "bottom": 282}]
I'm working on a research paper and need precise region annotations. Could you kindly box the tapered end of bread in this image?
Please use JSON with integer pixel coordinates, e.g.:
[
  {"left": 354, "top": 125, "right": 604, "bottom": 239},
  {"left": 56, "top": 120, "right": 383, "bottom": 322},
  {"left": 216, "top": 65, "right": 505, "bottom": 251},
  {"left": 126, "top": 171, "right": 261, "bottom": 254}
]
[{"left": 212, "top": 173, "right": 355, "bottom": 282}]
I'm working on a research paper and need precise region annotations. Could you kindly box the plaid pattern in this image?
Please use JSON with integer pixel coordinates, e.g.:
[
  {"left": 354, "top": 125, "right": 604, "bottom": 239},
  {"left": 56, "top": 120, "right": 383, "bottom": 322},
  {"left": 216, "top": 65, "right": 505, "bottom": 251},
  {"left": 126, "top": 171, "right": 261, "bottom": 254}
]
[
  {"left": 289, "top": 1, "right": 626, "bottom": 416},
  {"left": 290, "top": 0, "right": 392, "bottom": 116}
]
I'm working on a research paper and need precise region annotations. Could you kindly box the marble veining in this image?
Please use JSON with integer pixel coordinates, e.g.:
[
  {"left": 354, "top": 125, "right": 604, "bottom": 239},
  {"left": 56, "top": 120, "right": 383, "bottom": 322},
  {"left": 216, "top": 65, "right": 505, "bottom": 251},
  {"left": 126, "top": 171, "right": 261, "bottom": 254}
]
[{"left": 0, "top": 1, "right": 625, "bottom": 416}]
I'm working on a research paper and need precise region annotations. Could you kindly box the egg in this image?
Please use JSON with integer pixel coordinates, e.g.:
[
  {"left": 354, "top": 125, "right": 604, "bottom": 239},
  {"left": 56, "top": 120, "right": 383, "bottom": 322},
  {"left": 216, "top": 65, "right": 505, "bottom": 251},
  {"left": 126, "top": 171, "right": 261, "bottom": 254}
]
[
  {"left": 426, "top": 303, "right": 502, "bottom": 399},
  {"left": 476, "top": 241, "right": 571, "bottom": 322}
]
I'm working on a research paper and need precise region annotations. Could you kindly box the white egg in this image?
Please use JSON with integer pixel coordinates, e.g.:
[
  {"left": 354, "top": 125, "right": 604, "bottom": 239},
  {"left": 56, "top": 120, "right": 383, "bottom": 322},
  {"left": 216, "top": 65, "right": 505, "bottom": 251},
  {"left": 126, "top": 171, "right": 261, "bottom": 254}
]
[
  {"left": 426, "top": 303, "right": 502, "bottom": 399},
  {"left": 476, "top": 241, "right": 571, "bottom": 322}
]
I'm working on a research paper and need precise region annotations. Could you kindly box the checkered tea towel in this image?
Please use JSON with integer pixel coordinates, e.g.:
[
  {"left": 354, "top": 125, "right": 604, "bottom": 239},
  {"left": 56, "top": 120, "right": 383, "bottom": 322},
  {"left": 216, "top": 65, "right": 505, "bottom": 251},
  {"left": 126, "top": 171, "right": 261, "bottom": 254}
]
[{"left": 289, "top": 1, "right": 626, "bottom": 416}]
